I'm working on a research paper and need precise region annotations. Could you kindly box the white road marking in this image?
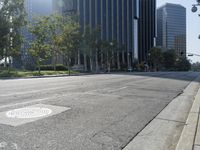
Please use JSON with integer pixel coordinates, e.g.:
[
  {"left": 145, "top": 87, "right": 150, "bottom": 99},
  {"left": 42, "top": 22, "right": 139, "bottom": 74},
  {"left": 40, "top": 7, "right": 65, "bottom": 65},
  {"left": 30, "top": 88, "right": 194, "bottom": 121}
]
[
  {"left": 108, "top": 87, "right": 128, "bottom": 93},
  {"left": 6, "top": 107, "right": 52, "bottom": 119},
  {"left": 0, "top": 98, "right": 49, "bottom": 109},
  {"left": 0, "top": 87, "right": 66, "bottom": 97},
  {"left": 11, "top": 143, "right": 19, "bottom": 150},
  {"left": 0, "top": 141, "right": 7, "bottom": 148},
  {"left": 84, "top": 92, "right": 120, "bottom": 97}
]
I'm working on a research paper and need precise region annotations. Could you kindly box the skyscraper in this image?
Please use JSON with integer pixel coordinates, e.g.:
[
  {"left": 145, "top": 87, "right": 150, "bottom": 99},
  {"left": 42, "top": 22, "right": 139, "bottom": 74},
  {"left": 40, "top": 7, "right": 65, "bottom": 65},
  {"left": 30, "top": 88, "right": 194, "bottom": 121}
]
[
  {"left": 22, "top": 0, "right": 53, "bottom": 68},
  {"left": 157, "top": 3, "right": 186, "bottom": 57},
  {"left": 139, "top": 0, "right": 156, "bottom": 62},
  {"left": 54, "top": 0, "right": 156, "bottom": 66}
]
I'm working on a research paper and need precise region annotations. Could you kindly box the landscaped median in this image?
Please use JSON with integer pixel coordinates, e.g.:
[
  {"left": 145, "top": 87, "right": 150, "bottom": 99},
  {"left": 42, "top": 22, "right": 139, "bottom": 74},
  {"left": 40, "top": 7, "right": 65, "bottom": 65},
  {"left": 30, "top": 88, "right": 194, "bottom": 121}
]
[{"left": 0, "top": 70, "right": 80, "bottom": 78}]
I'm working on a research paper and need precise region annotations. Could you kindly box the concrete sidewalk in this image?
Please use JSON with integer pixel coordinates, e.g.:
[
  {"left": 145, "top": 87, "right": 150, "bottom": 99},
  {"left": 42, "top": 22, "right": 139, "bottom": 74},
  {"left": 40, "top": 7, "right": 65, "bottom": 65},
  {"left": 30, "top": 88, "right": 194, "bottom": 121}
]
[
  {"left": 176, "top": 83, "right": 200, "bottom": 150},
  {"left": 123, "top": 75, "right": 200, "bottom": 150}
]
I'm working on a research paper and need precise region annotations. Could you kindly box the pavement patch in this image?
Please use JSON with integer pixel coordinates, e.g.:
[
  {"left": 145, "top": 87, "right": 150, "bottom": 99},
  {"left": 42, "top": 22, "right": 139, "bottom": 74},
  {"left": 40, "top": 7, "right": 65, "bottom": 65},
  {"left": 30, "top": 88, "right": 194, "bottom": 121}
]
[{"left": 0, "top": 104, "right": 71, "bottom": 127}]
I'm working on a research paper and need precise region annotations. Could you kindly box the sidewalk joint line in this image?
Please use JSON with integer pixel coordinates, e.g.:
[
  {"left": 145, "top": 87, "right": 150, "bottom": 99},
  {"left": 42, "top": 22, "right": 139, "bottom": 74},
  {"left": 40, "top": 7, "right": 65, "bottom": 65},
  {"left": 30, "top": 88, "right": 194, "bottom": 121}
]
[{"left": 156, "top": 117, "right": 186, "bottom": 124}]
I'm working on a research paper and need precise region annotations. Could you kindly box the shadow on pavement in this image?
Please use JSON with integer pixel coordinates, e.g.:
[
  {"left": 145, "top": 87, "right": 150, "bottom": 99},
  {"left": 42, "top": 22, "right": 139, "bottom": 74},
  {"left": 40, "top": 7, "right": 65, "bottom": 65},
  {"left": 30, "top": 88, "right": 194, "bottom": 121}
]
[
  {"left": 0, "top": 72, "right": 199, "bottom": 82},
  {"left": 110, "top": 71, "right": 200, "bottom": 82}
]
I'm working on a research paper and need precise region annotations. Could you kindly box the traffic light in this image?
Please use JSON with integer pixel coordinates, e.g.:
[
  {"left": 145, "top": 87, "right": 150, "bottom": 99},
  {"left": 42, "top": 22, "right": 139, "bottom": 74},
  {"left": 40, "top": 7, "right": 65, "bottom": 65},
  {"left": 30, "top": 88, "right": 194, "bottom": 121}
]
[{"left": 192, "top": 5, "right": 198, "bottom": 12}]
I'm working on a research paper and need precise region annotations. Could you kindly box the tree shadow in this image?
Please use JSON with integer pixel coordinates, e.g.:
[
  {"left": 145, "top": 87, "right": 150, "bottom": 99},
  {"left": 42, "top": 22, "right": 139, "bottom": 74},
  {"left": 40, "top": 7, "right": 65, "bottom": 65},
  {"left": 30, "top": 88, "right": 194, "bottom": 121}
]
[{"left": 110, "top": 71, "right": 200, "bottom": 82}]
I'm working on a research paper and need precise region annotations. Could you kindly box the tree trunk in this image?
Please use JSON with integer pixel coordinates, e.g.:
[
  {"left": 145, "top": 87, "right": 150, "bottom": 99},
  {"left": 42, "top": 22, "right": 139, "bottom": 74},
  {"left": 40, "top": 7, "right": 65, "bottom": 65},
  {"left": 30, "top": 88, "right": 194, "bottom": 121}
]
[
  {"left": 53, "top": 49, "right": 56, "bottom": 71},
  {"left": 75, "top": 52, "right": 78, "bottom": 65},
  {"left": 111, "top": 51, "right": 114, "bottom": 67},
  {"left": 90, "top": 56, "right": 93, "bottom": 72},
  {"left": 132, "top": 51, "right": 134, "bottom": 67},
  {"left": 122, "top": 51, "right": 125, "bottom": 64},
  {"left": 95, "top": 49, "right": 99, "bottom": 73},
  {"left": 90, "top": 50, "right": 93, "bottom": 72},
  {"left": 84, "top": 54, "right": 87, "bottom": 72},
  {"left": 4, "top": 58, "right": 7, "bottom": 68},
  {"left": 117, "top": 51, "right": 120, "bottom": 70},
  {"left": 78, "top": 50, "right": 81, "bottom": 65},
  {"left": 101, "top": 53, "right": 104, "bottom": 71},
  {"left": 67, "top": 56, "right": 71, "bottom": 76},
  {"left": 8, "top": 57, "right": 12, "bottom": 73},
  {"left": 4, "top": 49, "right": 7, "bottom": 68},
  {"left": 107, "top": 52, "right": 110, "bottom": 73},
  {"left": 38, "top": 59, "right": 41, "bottom": 75},
  {"left": 55, "top": 52, "right": 58, "bottom": 71},
  {"left": 127, "top": 52, "right": 130, "bottom": 70}
]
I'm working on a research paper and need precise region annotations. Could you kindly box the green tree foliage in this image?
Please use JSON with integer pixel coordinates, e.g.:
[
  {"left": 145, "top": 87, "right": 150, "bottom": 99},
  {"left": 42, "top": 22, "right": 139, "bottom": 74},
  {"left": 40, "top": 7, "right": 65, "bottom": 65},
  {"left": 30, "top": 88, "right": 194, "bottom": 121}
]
[
  {"left": 0, "top": 16, "right": 8, "bottom": 58},
  {"left": 149, "top": 47, "right": 163, "bottom": 71},
  {"left": 28, "top": 16, "right": 51, "bottom": 74},
  {"left": 82, "top": 26, "right": 102, "bottom": 72},
  {"left": 162, "top": 50, "right": 176, "bottom": 70},
  {"left": 191, "top": 62, "right": 200, "bottom": 72},
  {"left": 47, "top": 14, "right": 63, "bottom": 71},
  {"left": 59, "top": 16, "right": 81, "bottom": 75},
  {"left": 175, "top": 57, "right": 191, "bottom": 71},
  {"left": 0, "top": 0, "right": 26, "bottom": 68},
  {"left": 148, "top": 47, "right": 191, "bottom": 71}
]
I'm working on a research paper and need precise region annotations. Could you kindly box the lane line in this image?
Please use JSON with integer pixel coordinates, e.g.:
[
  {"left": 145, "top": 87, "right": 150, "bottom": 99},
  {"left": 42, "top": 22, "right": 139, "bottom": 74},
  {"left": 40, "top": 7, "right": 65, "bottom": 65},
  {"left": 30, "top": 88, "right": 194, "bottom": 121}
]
[
  {"left": 0, "top": 98, "right": 49, "bottom": 109},
  {"left": 108, "top": 87, "right": 128, "bottom": 93},
  {"left": 0, "top": 86, "right": 75, "bottom": 97}
]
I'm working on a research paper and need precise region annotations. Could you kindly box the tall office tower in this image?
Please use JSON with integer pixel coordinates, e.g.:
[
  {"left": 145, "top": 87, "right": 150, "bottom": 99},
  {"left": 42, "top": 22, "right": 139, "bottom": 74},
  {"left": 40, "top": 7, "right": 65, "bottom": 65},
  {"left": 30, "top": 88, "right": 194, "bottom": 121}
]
[
  {"left": 22, "top": 0, "right": 53, "bottom": 69},
  {"left": 54, "top": 0, "right": 137, "bottom": 67},
  {"left": 53, "top": 0, "right": 156, "bottom": 67},
  {"left": 157, "top": 3, "right": 186, "bottom": 57},
  {"left": 139, "top": 0, "right": 156, "bottom": 62}
]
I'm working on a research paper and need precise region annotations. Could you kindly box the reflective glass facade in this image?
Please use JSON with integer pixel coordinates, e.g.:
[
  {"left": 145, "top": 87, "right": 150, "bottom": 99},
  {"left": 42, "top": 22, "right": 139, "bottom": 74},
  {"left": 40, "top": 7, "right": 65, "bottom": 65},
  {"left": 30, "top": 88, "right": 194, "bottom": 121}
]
[
  {"left": 54, "top": 0, "right": 156, "bottom": 63},
  {"left": 139, "top": 0, "right": 156, "bottom": 62},
  {"left": 22, "top": 0, "right": 53, "bottom": 68},
  {"left": 157, "top": 3, "right": 186, "bottom": 57},
  {"left": 58, "top": 0, "right": 140, "bottom": 60}
]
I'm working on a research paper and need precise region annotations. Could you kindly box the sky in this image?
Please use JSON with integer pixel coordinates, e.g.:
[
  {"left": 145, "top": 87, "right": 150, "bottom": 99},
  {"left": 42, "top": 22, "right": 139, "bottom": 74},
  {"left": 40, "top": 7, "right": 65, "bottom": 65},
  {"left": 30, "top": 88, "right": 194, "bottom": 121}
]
[{"left": 157, "top": 0, "right": 200, "bottom": 63}]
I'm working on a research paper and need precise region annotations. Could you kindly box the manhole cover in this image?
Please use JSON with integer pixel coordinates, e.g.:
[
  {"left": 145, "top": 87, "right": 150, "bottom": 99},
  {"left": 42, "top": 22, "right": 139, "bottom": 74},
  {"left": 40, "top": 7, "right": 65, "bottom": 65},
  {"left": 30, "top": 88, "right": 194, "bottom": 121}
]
[{"left": 6, "top": 107, "right": 52, "bottom": 119}]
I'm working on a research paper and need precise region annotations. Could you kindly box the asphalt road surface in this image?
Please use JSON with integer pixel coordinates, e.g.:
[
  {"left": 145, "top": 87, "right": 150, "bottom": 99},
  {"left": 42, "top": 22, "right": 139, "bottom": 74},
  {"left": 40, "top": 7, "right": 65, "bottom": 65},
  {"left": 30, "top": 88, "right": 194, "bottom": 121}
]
[{"left": 0, "top": 72, "right": 199, "bottom": 150}]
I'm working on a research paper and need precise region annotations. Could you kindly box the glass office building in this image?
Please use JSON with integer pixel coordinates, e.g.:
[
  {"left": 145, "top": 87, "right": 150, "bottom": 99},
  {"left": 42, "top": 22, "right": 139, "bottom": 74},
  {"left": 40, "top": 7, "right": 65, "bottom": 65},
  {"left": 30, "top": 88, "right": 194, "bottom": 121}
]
[
  {"left": 53, "top": 0, "right": 156, "bottom": 65},
  {"left": 22, "top": 0, "right": 53, "bottom": 68},
  {"left": 61, "top": 0, "right": 139, "bottom": 63},
  {"left": 157, "top": 3, "right": 186, "bottom": 57},
  {"left": 139, "top": 0, "right": 156, "bottom": 62}
]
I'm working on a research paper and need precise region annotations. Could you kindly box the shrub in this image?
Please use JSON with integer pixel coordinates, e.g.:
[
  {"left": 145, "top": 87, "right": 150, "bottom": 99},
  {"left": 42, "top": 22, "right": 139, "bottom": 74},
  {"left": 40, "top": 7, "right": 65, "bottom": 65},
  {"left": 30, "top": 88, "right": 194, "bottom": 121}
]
[{"left": 38, "top": 64, "right": 67, "bottom": 71}]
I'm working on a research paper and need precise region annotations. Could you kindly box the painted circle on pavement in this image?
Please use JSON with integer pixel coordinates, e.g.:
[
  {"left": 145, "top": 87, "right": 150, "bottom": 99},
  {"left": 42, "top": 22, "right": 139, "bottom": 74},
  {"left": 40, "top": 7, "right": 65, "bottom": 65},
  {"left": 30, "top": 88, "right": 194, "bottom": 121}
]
[{"left": 6, "top": 107, "right": 52, "bottom": 119}]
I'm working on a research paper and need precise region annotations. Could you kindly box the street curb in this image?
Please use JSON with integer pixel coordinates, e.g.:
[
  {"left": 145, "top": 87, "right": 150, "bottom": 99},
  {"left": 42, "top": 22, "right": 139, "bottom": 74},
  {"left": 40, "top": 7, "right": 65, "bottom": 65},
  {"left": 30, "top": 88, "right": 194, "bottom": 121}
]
[
  {"left": 175, "top": 81, "right": 200, "bottom": 150},
  {"left": 123, "top": 76, "right": 200, "bottom": 150},
  {"left": 0, "top": 73, "right": 93, "bottom": 80}
]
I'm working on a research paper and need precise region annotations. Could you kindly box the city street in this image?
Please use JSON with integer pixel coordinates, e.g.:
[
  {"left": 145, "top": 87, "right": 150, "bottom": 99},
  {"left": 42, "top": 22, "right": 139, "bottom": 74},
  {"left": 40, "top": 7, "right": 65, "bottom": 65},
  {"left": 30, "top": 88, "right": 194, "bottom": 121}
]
[{"left": 0, "top": 72, "right": 199, "bottom": 150}]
